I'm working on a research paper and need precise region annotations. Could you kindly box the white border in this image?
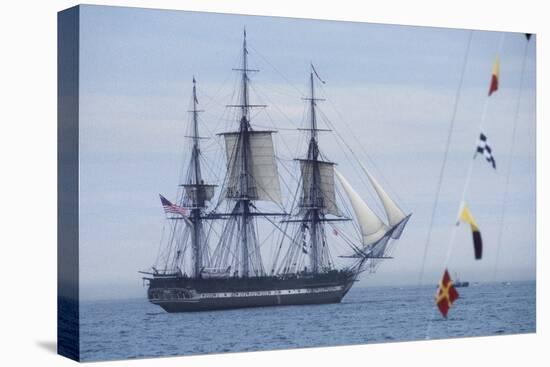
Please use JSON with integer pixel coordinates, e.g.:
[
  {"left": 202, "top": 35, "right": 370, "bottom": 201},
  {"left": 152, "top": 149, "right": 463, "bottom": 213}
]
[{"left": 0, "top": 1, "right": 546, "bottom": 366}]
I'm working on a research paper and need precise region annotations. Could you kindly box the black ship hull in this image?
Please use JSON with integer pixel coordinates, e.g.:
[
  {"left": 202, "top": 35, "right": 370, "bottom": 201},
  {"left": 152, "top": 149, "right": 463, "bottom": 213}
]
[{"left": 146, "top": 270, "right": 356, "bottom": 312}]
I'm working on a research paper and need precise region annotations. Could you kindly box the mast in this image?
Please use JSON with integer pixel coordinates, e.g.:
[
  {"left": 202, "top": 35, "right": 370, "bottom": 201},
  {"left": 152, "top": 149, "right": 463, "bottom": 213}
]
[
  {"left": 221, "top": 28, "right": 260, "bottom": 278},
  {"left": 213, "top": 30, "right": 284, "bottom": 278},
  {"left": 192, "top": 78, "right": 201, "bottom": 182},
  {"left": 275, "top": 65, "right": 351, "bottom": 276},
  {"left": 300, "top": 69, "right": 328, "bottom": 273},
  {"left": 239, "top": 28, "right": 251, "bottom": 277},
  {"left": 308, "top": 71, "right": 321, "bottom": 273},
  {"left": 181, "top": 77, "right": 217, "bottom": 278},
  {"left": 190, "top": 77, "right": 202, "bottom": 278},
  {"left": 285, "top": 66, "right": 349, "bottom": 274}
]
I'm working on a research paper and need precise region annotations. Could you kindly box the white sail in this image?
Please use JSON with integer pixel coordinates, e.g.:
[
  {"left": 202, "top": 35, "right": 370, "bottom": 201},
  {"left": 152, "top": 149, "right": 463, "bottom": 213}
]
[
  {"left": 359, "top": 162, "right": 406, "bottom": 227},
  {"left": 224, "top": 131, "right": 282, "bottom": 204},
  {"left": 300, "top": 160, "right": 340, "bottom": 216},
  {"left": 334, "top": 170, "right": 388, "bottom": 245}
]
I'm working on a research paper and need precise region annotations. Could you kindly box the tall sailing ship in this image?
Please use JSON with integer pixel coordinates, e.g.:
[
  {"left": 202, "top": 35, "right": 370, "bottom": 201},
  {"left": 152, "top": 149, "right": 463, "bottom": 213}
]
[{"left": 140, "top": 31, "right": 411, "bottom": 312}]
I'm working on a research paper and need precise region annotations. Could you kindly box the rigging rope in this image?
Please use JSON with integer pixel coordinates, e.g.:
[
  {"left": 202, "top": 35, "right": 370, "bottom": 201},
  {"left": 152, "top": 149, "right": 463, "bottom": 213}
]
[
  {"left": 492, "top": 37, "right": 531, "bottom": 281},
  {"left": 316, "top": 108, "right": 388, "bottom": 217},
  {"left": 425, "top": 32, "right": 506, "bottom": 339},
  {"left": 248, "top": 44, "right": 306, "bottom": 98},
  {"left": 440, "top": 32, "right": 506, "bottom": 269},
  {"left": 317, "top": 82, "right": 408, "bottom": 210},
  {"left": 418, "top": 31, "right": 473, "bottom": 285}
]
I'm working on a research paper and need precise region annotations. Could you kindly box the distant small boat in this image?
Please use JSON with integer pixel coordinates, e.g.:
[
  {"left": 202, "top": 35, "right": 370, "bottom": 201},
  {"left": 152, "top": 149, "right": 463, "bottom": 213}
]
[
  {"left": 436, "top": 274, "right": 469, "bottom": 288},
  {"left": 454, "top": 280, "right": 469, "bottom": 288},
  {"left": 452, "top": 272, "right": 469, "bottom": 287}
]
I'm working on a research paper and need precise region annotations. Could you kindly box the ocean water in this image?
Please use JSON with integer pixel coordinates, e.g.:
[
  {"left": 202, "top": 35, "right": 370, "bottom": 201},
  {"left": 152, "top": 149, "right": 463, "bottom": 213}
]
[{"left": 78, "top": 281, "right": 535, "bottom": 361}]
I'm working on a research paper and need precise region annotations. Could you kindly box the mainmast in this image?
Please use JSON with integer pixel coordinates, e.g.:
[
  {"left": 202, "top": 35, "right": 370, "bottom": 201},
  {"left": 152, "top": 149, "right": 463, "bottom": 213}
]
[
  {"left": 212, "top": 30, "right": 284, "bottom": 278},
  {"left": 238, "top": 29, "right": 252, "bottom": 277},
  {"left": 217, "top": 29, "right": 272, "bottom": 278}
]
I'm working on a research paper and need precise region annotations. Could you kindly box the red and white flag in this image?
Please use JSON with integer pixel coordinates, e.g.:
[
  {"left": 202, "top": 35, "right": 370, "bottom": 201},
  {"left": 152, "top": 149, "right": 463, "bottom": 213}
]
[{"left": 159, "top": 194, "right": 188, "bottom": 217}]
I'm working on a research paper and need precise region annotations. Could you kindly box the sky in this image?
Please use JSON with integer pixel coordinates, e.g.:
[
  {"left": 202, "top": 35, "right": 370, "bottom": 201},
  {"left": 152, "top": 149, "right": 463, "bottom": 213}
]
[{"left": 77, "top": 5, "right": 536, "bottom": 300}]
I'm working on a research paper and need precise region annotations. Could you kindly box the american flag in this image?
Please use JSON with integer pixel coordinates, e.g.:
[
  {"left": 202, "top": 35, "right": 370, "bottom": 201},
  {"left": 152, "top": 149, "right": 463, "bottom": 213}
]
[{"left": 159, "top": 194, "right": 188, "bottom": 216}]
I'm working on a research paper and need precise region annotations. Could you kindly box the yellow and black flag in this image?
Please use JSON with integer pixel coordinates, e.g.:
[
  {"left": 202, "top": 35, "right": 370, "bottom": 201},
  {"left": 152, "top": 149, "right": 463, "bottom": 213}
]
[{"left": 457, "top": 203, "right": 483, "bottom": 260}]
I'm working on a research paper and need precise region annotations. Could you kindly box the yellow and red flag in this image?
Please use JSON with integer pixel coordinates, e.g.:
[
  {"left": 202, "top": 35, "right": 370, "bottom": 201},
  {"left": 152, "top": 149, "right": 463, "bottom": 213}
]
[
  {"left": 435, "top": 269, "right": 459, "bottom": 318},
  {"left": 488, "top": 56, "right": 500, "bottom": 96}
]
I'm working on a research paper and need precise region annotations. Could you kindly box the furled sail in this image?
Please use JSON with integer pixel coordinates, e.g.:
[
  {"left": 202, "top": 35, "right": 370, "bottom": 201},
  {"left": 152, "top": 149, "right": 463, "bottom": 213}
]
[
  {"left": 223, "top": 131, "right": 282, "bottom": 204},
  {"left": 359, "top": 162, "right": 407, "bottom": 227},
  {"left": 334, "top": 170, "right": 388, "bottom": 245},
  {"left": 300, "top": 160, "right": 340, "bottom": 216}
]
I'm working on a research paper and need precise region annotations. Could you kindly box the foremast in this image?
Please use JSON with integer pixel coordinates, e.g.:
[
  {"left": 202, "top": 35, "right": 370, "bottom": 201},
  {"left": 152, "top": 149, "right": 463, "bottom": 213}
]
[{"left": 296, "top": 67, "right": 346, "bottom": 274}]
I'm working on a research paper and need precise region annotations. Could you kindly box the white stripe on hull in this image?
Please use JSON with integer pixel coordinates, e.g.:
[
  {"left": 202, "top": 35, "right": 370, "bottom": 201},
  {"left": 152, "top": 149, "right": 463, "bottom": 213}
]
[{"left": 151, "top": 285, "right": 345, "bottom": 304}]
